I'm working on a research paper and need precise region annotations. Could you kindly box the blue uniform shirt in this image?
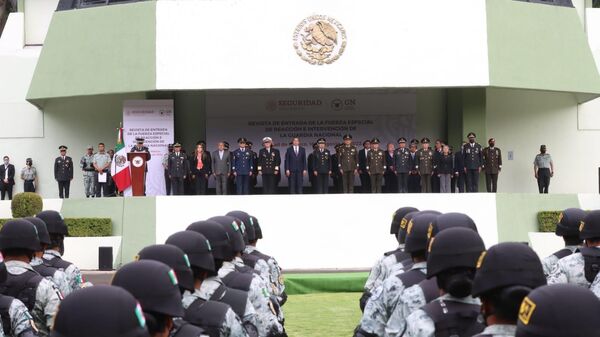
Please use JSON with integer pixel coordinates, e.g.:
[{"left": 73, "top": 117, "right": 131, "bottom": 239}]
[{"left": 232, "top": 148, "right": 254, "bottom": 175}]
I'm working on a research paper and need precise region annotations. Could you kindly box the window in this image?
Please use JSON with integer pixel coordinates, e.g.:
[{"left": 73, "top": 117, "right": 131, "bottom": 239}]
[{"left": 594, "top": 0, "right": 600, "bottom": 8}]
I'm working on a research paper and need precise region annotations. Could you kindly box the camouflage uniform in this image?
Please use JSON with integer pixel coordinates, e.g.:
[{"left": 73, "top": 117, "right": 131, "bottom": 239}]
[
  {"left": 473, "top": 324, "right": 516, "bottom": 337},
  {"left": 218, "top": 262, "right": 284, "bottom": 337},
  {"left": 403, "top": 294, "right": 481, "bottom": 337},
  {"left": 7, "top": 297, "right": 38, "bottom": 337},
  {"left": 541, "top": 245, "right": 579, "bottom": 277},
  {"left": 183, "top": 276, "right": 258, "bottom": 336},
  {"left": 359, "top": 262, "right": 426, "bottom": 336},
  {"left": 244, "top": 246, "right": 285, "bottom": 298},
  {"left": 5, "top": 261, "right": 61, "bottom": 336},
  {"left": 386, "top": 283, "right": 429, "bottom": 337},
  {"left": 233, "top": 257, "right": 272, "bottom": 294},
  {"left": 79, "top": 153, "right": 95, "bottom": 197},
  {"left": 30, "top": 257, "right": 71, "bottom": 297},
  {"left": 181, "top": 282, "right": 250, "bottom": 337},
  {"left": 364, "top": 245, "right": 406, "bottom": 293},
  {"left": 546, "top": 252, "right": 590, "bottom": 287},
  {"left": 43, "top": 250, "right": 87, "bottom": 292}
]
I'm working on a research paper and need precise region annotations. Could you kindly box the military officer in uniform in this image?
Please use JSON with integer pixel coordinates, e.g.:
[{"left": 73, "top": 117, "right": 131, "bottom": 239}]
[
  {"left": 79, "top": 146, "right": 95, "bottom": 198},
  {"left": 337, "top": 135, "right": 359, "bottom": 193},
  {"left": 463, "top": 132, "right": 483, "bottom": 193},
  {"left": 54, "top": 145, "right": 73, "bottom": 199},
  {"left": 258, "top": 137, "right": 281, "bottom": 194},
  {"left": 312, "top": 138, "right": 332, "bottom": 194},
  {"left": 331, "top": 144, "right": 342, "bottom": 193},
  {"left": 167, "top": 143, "right": 189, "bottom": 196},
  {"left": 232, "top": 138, "right": 254, "bottom": 195},
  {"left": 416, "top": 138, "right": 434, "bottom": 193},
  {"left": 394, "top": 137, "right": 411, "bottom": 193},
  {"left": 130, "top": 137, "right": 151, "bottom": 161},
  {"left": 407, "top": 140, "right": 420, "bottom": 193},
  {"left": 358, "top": 140, "right": 371, "bottom": 193},
  {"left": 534, "top": 144, "right": 553, "bottom": 194},
  {"left": 366, "top": 138, "right": 385, "bottom": 193},
  {"left": 247, "top": 141, "right": 259, "bottom": 194},
  {"left": 21, "top": 157, "right": 37, "bottom": 193},
  {"left": 482, "top": 138, "right": 502, "bottom": 193}
]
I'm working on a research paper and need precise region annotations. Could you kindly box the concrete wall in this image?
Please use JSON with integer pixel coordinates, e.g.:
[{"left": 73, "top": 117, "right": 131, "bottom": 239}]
[{"left": 486, "top": 87, "right": 600, "bottom": 193}]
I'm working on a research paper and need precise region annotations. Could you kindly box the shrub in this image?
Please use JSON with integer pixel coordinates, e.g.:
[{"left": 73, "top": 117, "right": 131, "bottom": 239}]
[
  {"left": 0, "top": 218, "right": 112, "bottom": 237},
  {"left": 11, "top": 193, "right": 43, "bottom": 218},
  {"left": 538, "top": 211, "right": 561, "bottom": 233}
]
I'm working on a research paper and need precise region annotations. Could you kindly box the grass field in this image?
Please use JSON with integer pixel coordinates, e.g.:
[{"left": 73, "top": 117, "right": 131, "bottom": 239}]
[{"left": 284, "top": 292, "right": 362, "bottom": 337}]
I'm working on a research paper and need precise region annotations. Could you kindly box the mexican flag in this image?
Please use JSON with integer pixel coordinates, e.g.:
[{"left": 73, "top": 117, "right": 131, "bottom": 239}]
[{"left": 111, "top": 127, "right": 131, "bottom": 192}]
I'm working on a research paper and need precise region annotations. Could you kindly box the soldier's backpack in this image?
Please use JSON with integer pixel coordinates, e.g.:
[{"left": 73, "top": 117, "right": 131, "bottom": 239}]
[
  {"left": 422, "top": 299, "right": 484, "bottom": 337},
  {"left": 32, "top": 263, "right": 57, "bottom": 278},
  {"left": 552, "top": 248, "right": 575, "bottom": 260},
  {"left": 185, "top": 299, "right": 230, "bottom": 337},
  {"left": 222, "top": 271, "right": 253, "bottom": 292},
  {"left": 42, "top": 256, "right": 72, "bottom": 271},
  {"left": 581, "top": 247, "right": 600, "bottom": 283},
  {"left": 397, "top": 268, "right": 427, "bottom": 289},
  {"left": 0, "top": 270, "right": 43, "bottom": 312}
]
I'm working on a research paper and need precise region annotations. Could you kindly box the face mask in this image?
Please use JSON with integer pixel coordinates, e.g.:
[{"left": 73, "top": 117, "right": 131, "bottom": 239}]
[
  {"left": 541, "top": 149, "right": 546, "bottom": 154},
  {"left": 489, "top": 142, "right": 495, "bottom": 147},
  {"left": 469, "top": 138, "right": 475, "bottom": 143},
  {"left": 26, "top": 162, "right": 32, "bottom": 166}
]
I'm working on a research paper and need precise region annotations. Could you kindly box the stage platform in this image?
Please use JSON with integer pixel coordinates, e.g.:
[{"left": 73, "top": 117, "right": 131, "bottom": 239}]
[{"left": 1, "top": 193, "right": 599, "bottom": 271}]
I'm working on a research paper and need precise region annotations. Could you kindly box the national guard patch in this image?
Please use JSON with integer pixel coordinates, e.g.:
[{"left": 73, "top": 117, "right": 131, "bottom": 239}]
[
  {"left": 519, "top": 296, "right": 536, "bottom": 325},
  {"left": 407, "top": 220, "right": 414, "bottom": 235},
  {"left": 476, "top": 251, "right": 487, "bottom": 269},
  {"left": 167, "top": 269, "right": 179, "bottom": 285},
  {"left": 580, "top": 221, "right": 585, "bottom": 232},
  {"left": 400, "top": 218, "right": 408, "bottom": 229}
]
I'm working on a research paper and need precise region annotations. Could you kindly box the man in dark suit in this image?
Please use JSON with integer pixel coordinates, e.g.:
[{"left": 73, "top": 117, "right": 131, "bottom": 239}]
[
  {"left": 0, "top": 156, "right": 15, "bottom": 200},
  {"left": 284, "top": 137, "right": 306, "bottom": 194},
  {"left": 407, "top": 139, "right": 421, "bottom": 193},
  {"left": 54, "top": 145, "right": 74, "bottom": 198},
  {"left": 257, "top": 137, "right": 281, "bottom": 194},
  {"left": 358, "top": 140, "right": 371, "bottom": 193},
  {"left": 168, "top": 143, "right": 189, "bottom": 195}
]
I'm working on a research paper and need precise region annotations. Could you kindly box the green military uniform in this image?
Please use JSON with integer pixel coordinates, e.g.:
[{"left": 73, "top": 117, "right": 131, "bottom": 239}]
[
  {"left": 337, "top": 135, "right": 359, "bottom": 193},
  {"left": 416, "top": 138, "right": 434, "bottom": 193},
  {"left": 366, "top": 138, "right": 385, "bottom": 193},
  {"left": 79, "top": 147, "right": 95, "bottom": 198}
]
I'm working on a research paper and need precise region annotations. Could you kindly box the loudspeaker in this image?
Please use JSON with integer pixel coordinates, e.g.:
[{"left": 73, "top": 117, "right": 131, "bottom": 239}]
[{"left": 98, "top": 246, "right": 113, "bottom": 271}]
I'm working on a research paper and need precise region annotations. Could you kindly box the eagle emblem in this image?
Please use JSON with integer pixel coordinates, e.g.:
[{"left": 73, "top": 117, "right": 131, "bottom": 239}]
[{"left": 293, "top": 15, "right": 347, "bottom": 65}]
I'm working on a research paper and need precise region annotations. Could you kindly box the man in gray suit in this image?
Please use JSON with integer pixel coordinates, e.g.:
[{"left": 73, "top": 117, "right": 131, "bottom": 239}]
[{"left": 212, "top": 141, "right": 231, "bottom": 195}]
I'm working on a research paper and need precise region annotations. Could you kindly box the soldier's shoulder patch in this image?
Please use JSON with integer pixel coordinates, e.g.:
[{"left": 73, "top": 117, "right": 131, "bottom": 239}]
[{"left": 519, "top": 296, "right": 536, "bottom": 325}]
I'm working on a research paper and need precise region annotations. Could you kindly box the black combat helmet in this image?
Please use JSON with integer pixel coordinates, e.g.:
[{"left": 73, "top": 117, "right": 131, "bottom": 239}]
[
  {"left": 516, "top": 284, "right": 600, "bottom": 337},
  {"left": 187, "top": 220, "right": 235, "bottom": 261},
  {"left": 429, "top": 212, "right": 478, "bottom": 239},
  {"left": 24, "top": 217, "right": 51, "bottom": 246},
  {"left": 249, "top": 215, "right": 263, "bottom": 240},
  {"left": 0, "top": 219, "right": 41, "bottom": 252},
  {"left": 226, "top": 210, "right": 254, "bottom": 243},
  {"left": 555, "top": 208, "right": 587, "bottom": 237},
  {"left": 137, "top": 244, "right": 195, "bottom": 293},
  {"left": 50, "top": 285, "right": 149, "bottom": 337},
  {"left": 579, "top": 210, "right": 600, "bottom": 240},
  {"left": 427, "top": 227, "right": 486, "bottom": 279},
  {"left": 404, "top": 212, "right": 439, "bottom": 254},
  {"left": 472, "top": 242, "right": 546, "bottom": 298},
  {"left": 165, "top": 231, "right": 215, "bottom": 273},
  {"left": 398, "top": 210, "right": 441, "bottom": 244},
  {"left": 208, "top": 216, "right": 245, "bottom": 255},
  {"left": 111, "top": 260, "right": 184, "bottom": 318},
  {"left": 35, "top": 210, "right": 68, "bottom": 235},
  {"left": 390, "top": 207, "right": 420, "bottom": 235}
]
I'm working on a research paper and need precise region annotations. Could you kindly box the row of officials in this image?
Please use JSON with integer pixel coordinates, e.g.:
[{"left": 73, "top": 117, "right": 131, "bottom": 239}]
[{"left": 163, "top": 132, "right": 502, "bottom": 195}]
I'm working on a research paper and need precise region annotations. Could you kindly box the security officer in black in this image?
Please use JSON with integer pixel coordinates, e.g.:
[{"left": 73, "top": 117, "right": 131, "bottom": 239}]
[
  {"left": 168, "top": 143, "right": 190, "bottom": 196},
  {"left": 257, "top": 137, "right": 281, "bottom": 195},
  {"left": 515, "top": 284, "right": 600, "bottom": 337},
  {"left": 50, "top": 286, "right": 150, "bottom": 337},
  {"left": 463, "top": 132, "right": 483, "bottom": 193},
  {"left": 131, "top": 137, "right": 152, "bottom": 161},
  {"left": 471, "top": 242, "right": 547, "bottom": 337},
  {"left": 403, "top": 227, "right": 486, "bottom": 337},
  {"left": 54, "top": 145, "right": 73, "bottom": 199},
  {"left": 311, "top": 138, "right": 332, "bottom": 194},
  {"left": 394, "top": 137, "right": 411, "bottom": 193},
  {"left": 111, "top": 260, "right": 193, "bottom": 337}
]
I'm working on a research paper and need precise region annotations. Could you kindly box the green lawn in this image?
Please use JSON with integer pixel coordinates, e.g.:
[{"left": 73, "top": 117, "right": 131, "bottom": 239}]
[{"left": 284, "top": 292, "right": 362, "bottom": 337}]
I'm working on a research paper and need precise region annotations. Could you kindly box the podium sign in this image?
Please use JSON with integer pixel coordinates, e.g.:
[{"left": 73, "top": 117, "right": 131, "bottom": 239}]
[{"left": 127, "top": 152, "right": 149, "bottom": 196}]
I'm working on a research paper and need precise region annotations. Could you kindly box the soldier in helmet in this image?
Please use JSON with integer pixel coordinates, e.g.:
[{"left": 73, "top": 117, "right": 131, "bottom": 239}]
[
  {"left": 0, "top": 219, "right": 62, "bottom": 336},
  {"left": 0, "top": 259, "right": 39, "bottom": 337},
  {"left": 187, "top": 220, "right": 285, "bottom": 337},
  {"left": 111, "top": 260, "right": 197, "bottom": 337},
  {"left": 403, "top": 227, "right": 486, "bottom": 337},
  {"left": 25, "top": 217, "right": 71, "bottom": 297},
  {"left": 547, "top": 210, "right": 600, "bottom": 287},
  {"left": 541, "top": 208, "right": 586, "bottom": 277},
  {"left": 471, "top": 242, "right": 547, "bottom": 337},
  {"left": 516, "top": 284, "right": 600, "bottom": 337},
  {"left": 356, "top": 212, "right": 438, "bottom": 337},
  {"left": 184, "top": 222, "right": 263, "bottom": 336},
  {"left": 37, "top": 210, "right": 88, "bottom": 292},
  {"left": 387, "top": 213, "right": 480, "bottom": 337},
  {"left": 416, "top": 138, "right": 434, "bottom": 193},
  {"left": 136, "top": 244, "right": 246, "bottom": 337},
  {"left": 337, "top": 135, "right": 359, "bottom": 193},
  {"left": 50, "top": 286, "right": 149, "bottom": 337},
  {"left": 361, "top": 206, "right": 419, "bottom": 308},
  {"left": 366, "top": 138, "right": 385, "bottom": 193}
]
